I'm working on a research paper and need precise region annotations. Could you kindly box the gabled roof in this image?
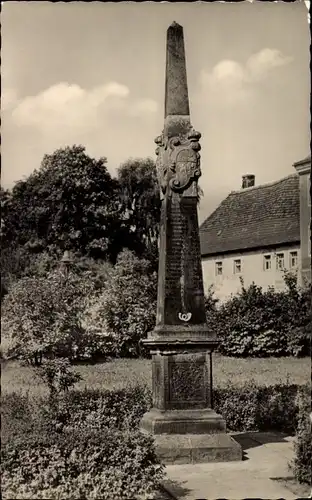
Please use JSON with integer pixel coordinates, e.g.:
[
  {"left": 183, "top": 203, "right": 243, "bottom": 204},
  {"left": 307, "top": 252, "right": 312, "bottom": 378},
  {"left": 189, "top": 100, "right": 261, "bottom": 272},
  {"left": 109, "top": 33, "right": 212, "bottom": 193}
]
[
  {"left": 293, "top": 154, "right": 311, "bottom": 167},
  {"left": 200, "top": 174, "right": 300, "bottom": 257}
]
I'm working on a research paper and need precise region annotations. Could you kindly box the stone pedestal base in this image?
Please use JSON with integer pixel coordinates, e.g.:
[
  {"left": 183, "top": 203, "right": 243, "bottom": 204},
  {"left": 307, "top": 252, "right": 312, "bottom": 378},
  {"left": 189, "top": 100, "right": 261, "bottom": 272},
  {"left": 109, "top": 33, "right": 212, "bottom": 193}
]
[
  {"left": 147, "top": 433, "right": 242, "bottom": 465},
  {"left": 141, "top": 408, "right": 226, "bottom": 434},
  {"left": 140, "top": 408, "right": 242, "bottom": 464}
]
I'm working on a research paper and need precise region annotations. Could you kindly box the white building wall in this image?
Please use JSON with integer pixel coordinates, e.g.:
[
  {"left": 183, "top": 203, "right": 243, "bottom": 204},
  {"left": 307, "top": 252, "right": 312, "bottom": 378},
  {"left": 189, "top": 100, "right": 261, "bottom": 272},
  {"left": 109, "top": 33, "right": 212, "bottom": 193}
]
[{"left": 202, "top": 244, "right": 301, "bottom": 303}]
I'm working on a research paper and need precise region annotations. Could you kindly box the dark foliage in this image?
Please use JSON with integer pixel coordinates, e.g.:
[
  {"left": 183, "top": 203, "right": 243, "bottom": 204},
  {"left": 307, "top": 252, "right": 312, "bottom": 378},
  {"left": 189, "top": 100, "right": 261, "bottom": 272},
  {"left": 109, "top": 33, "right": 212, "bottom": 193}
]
[
  {"left": 117, "top": 158, "right": 160, "bottom": 262},
  {"left": 83, "top": 250, "right": 157, "bottom": 358},
  {"left": 206, "top": 274, "right": 311, "bottom": 357},
  {"left": 1, "top": 386, "right": 162, "bottom": 499},
  {"left": 291, "top": 385, "right": 311, "bottom": 484},
  {"left": 214, "top": 382, "right": 305, "bottom": 434}
]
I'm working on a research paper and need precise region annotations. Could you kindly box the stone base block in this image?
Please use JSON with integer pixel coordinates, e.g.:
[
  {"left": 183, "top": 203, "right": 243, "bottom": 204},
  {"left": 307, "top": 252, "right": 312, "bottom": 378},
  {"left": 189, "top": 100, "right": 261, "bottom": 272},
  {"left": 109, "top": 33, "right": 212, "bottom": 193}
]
[
  {"left": 150, "top": 433, "right": 242, "bottom": 464},
  {"left": 151, "top": 433, "right": 242, "bottom": 464},
  {"left": 140, "top": 408, "right": 242, "bottom": 464},
  {"left": 140, "top": 408, "right": 226, "bottom": 434}
]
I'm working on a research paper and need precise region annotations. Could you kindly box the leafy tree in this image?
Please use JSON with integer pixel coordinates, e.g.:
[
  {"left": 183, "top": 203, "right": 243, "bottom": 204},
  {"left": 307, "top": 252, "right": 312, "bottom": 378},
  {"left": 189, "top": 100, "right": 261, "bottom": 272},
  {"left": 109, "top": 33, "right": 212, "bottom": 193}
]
[
  {"left": 71, "top": 254, "right": 112, "bottom": 291},
  {"left": 117, "top": 158, "right": 160, "bottom": 263},
  {"left": 1, "top": 268, "right": 97, "bottom": 365},
  {"left": 83, "top": 250, "right": 157, "bottom": 358},
  {"left": 1, "top": 146, "right": 121, "bottom": 261},
  {"left": 0, "top": 187, "right": 11, "bottom": 235}
]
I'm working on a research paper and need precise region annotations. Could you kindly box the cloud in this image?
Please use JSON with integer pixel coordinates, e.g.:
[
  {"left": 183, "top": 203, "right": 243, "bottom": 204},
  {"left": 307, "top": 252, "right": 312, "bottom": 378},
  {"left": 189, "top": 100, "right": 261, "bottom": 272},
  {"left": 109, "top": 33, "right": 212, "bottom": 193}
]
[
  {"left": 246, "top": 48, "right": 293, "bottom": 81},
  {"left": 128, "top": 98, "right": 158, "bottom": 117},
  {"left": 2, "top": 81, "right": 160, "bottom": 188},
  {"left": 10, "top": 82, "right": 158, "bottom": 134},
  {"left": 1, "top": 88, "right": 19, "bottom": 111},
  {"left": 200, "top": 48, "right": 293, "bottom": 105}
]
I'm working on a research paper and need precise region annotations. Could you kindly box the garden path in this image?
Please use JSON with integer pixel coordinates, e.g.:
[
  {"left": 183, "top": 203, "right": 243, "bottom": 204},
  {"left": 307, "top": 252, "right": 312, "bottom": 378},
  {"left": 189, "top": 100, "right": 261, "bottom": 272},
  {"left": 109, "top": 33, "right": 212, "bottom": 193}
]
[{"left": 162, "top": 432, "right": 309, "bottom": 499}]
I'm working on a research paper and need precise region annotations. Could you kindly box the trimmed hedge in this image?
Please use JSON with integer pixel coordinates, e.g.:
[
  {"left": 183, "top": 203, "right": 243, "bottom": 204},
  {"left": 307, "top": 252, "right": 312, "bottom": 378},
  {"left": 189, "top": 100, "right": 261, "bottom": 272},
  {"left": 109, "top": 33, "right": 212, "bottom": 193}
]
[
  {"left": 38, "top": 384, "right": 152, "bottom": 434},
  {"left": 214, "top": 382, "right": 304, "bottom": 434},
  {"left": 2, "top": 382, "right": 308, "bottom": 440},
  {"left": 291, "top": 386, "right": 312, "bottom": 485},
  {"left": 2, "top": 428, "right": 163, "bottom": 499},
  {"left": 1, "top": 387, "right": 162, "bottom": 500},
  {"left": 2, "top": 382, "right": 310, "bottom": 498}
]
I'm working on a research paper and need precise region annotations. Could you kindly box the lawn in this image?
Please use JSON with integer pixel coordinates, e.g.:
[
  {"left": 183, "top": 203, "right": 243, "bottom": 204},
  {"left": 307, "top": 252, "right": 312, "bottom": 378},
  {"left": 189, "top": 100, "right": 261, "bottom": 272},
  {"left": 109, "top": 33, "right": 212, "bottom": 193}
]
[{"left": 2, "top": 354, "right": 310, "bottom": 396}]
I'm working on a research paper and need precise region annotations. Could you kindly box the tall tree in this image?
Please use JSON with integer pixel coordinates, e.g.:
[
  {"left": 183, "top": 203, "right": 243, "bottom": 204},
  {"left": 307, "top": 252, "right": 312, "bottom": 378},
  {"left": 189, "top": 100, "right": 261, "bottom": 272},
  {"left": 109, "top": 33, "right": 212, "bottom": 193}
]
[
  {"left": 1, "top": 145, "right": 121, "bottom": 261},
  {"left": 117, "top": 158, "right": 161, "bottom": 262}
]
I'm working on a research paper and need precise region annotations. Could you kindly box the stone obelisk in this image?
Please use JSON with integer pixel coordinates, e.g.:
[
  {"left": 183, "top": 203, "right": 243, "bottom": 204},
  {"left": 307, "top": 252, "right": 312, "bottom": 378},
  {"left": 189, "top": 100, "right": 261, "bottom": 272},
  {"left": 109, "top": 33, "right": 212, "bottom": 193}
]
[{"left": 140, "top": 22, "right": 242, "bottom": 464}]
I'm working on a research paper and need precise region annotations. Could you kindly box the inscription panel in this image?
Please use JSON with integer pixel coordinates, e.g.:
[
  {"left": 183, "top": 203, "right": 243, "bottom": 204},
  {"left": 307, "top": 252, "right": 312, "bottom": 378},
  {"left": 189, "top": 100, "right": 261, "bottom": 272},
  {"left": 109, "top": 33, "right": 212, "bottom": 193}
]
[
  {"left": 164, "top": 195, "right": 206, "bottom": 325},
  {"left": 168, "top": 355, "right": 206, "bottom": 409}
]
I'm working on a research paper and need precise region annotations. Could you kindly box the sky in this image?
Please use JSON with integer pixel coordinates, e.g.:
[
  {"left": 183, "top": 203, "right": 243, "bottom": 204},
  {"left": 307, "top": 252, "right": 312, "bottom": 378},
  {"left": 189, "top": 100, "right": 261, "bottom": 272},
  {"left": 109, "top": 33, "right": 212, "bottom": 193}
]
[{"left": 1, "top": 1, "right": 310, "bottom": 223}]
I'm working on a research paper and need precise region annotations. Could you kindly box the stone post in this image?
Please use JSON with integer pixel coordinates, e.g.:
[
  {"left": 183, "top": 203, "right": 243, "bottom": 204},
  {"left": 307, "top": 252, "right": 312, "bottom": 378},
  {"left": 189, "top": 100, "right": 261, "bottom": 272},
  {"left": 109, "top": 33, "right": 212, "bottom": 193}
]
[
  {"left": 60, "top": 250, "right": 74, "bottom": 278},
  {"left": 140, "top": 22, "right": 242, "bottom": 464}
]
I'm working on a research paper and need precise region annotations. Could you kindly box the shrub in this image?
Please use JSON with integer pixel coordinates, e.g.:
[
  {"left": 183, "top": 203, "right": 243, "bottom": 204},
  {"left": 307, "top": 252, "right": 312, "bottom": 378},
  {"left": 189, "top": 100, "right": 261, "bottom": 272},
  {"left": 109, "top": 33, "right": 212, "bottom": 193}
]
[
  {"left": 72, "top": 255, "right": 112, "bottom": 292},
  {"left": 204, "top": 284, "right": 219, "bottom": 312},
  {"left": 34, "top": 358, "right": 82, "bottom": 398},
  {"left": 1, "top": 428, "right": 164, "bottom": 500},
  {"left": 286, "top": 324, "right": 312, "bottom": 358},
  {"left": 83, "top": 250, "right": 157, "bottom": 358},
  {"left": 214, "top": 382, "right": 259, "bottom": 431},
  {"left": 37, "top": 385, "right": 152, "bottom": 434},
  {"left": 1, "top": 392, "right": 36, "bottom": 441},
  {"left": 3, "top": 382, "right": 307, "bottom": 442},
  {"left": 2, "top": 381, "right": 309, "bottom": 499},
  {"left": 1, "top": 386, "right": 163, "bottom": 500},
  {"left": 1, "top": 385, "right": 152, "bottom": 443},
  {"left": 214, "top": 382, "right": 307, "bottom": 434},
  {"left": 0, "top": 268, "right": 104, "bottom": 363},
  {"left": 291, "top": 386, "right": 312, "bottom": 484},
  {"left": 255, "top": 384, "right": 300, "bottom": 434},
  {"left": 206, "top": 275, "right": 311, "bottom": 358}
]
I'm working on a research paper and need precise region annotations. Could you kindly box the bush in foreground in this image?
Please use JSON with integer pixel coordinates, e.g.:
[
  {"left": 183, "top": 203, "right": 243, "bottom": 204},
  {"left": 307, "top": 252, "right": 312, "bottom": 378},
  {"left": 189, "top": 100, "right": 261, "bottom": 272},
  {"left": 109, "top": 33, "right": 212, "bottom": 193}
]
[
  {"left": 291, "top": 386, "right": 312, "bottom": 485},
  {"left": 2, "top": 427, "right": 163, "bottom": 500},
  {"left": 2, "top": 381, "right": 310, "bottom": 499},
  {"left": 1, "top": 386, "right": 161, "bottom": 500}
]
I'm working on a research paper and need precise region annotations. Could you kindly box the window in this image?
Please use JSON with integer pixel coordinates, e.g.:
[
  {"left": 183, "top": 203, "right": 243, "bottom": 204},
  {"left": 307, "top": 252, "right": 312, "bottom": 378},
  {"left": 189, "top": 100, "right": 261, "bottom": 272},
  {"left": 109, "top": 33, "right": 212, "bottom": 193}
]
[
  {"left": 215, "top": 261, "right": 223, "bottom": 276},
  {"left": 289, "top": 251, "right": 298, "bottom": 269},
  {"left": 276, "top": 253, "right": 285, "bottom": 271},
  {"left": 309, "top": 224, "right": 311, "bottom": 257},
  {"left": 263, "top": 255, "right": 271, "bottom": 271},
  {"left": 233, "top": 259, "right": 241, "bottom": 274}
]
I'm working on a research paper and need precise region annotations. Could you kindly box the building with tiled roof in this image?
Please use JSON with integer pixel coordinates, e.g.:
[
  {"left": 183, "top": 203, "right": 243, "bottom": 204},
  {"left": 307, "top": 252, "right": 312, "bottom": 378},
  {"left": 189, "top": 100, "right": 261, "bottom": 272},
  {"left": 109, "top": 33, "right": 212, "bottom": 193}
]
[{"left": 199, "top": 156, "right": 311, "bottom": 302}]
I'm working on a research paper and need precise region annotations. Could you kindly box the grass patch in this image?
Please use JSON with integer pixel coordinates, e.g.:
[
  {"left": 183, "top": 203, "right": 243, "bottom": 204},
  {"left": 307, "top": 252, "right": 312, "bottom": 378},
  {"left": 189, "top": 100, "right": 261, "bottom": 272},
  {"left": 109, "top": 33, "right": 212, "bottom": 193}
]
[{"left": 2, "top": 355, "right": 310, "bottom": 396}]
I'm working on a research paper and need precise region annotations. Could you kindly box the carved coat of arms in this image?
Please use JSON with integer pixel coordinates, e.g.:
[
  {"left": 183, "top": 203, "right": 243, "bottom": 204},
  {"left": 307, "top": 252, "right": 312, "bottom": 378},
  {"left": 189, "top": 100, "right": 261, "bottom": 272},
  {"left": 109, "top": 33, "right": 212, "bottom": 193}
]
[{"left": 155, "top": 128, "right": 202, "bottom": 199}]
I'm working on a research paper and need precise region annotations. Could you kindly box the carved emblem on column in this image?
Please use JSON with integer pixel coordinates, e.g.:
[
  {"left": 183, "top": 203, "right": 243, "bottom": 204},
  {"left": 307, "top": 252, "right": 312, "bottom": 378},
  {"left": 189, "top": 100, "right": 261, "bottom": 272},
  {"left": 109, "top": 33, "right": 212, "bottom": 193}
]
[{"left": 155, "top": 128, "right": 202, "bottom": 199}]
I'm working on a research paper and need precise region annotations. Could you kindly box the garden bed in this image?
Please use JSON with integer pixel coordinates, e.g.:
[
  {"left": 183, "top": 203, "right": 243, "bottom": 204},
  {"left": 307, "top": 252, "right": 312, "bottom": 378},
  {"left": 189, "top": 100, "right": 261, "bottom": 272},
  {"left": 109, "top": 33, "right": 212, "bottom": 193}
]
[
  {"left": 2, "top": 380, "right": 311, "bottom": 499},
  {"left": 1, "top": 386, "right": 164, "bottom": 500}
]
